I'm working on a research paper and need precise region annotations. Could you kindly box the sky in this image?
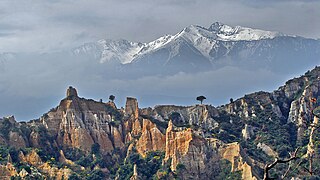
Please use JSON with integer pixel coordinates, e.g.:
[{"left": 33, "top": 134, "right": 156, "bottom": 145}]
[
  {"left": 0, "top": 0, "right": 320, "bottom": 120},
  {"left": 0, "top": 0, "right": 319, "bottom": 52}
]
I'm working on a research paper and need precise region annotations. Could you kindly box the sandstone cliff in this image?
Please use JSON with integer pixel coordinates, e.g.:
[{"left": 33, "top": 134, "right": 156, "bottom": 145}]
[{"left": 0, "top": 67, "right": 320, "bottom": 179}]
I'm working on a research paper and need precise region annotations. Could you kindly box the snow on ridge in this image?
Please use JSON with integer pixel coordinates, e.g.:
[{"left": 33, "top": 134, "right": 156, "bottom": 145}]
[
  {"left": 98, "top": 39, "right": 143, "bottom": 64},
  {"left": 208, "top": 22, "right": 284, "bottom": 41},
  {"left": 216, "top": 26, "right": 283, "bottom": 41},
  {"left": 74, "top": 22, "right": 289, "bottom": 64}
]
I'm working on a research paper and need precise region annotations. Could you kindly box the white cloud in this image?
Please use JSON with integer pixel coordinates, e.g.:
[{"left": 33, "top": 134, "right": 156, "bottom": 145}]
[{"left": 0, "top": 0, "right": 319, "bottom": 52}]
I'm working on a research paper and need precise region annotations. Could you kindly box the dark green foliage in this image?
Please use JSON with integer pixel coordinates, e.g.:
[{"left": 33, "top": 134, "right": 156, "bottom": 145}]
[
  {"left": 109, "top": 95, "right": 115, "bottom": 102},
  {"left": 20, "top": 123, "right": 32, "bottom": 138},
  {"left": 17, "top": 164, "right": 32, "bottom": 173},
  {"left": 76, "top": 155, "right": 94, "bottom": 168},
  {"left": 240, "top": 141, "right": 270, "bottom": 163},
  {"left": 0, "top": 146, "right": 9, "bottom": 163},
  {"left": 214, "top": 111, "right": 244, "bottom": 143},
  {"left": 217, "top": 160, "right": 242, "bottom": 179},
  {"left": 68, "top": 173, "right": 81, "bottom": 180},
  {"left": 196, "top": 96, "right": 206, "bottom": 104},
  {"left": 140, "top": 114, "right": 168, "bottom": 130},
  {"left": 91, "top": 143, "right": 100, "bottom": 155},
  {"left": 230, "top": 98, "right": 234, "bottom": 103},
  {"left": 176, "top": 163, "right": 186, "bottom": 170},
  {"left": 105, "top": 105, "right": 123, "bottom": 122},
  {"left": 0, "top": 118, "right": 13, "bottom": 139},
  {"left": 169, "top": 112, "right": 188, "bottom": 127},
  {"left": 36, "top": 147, "right": 59, "bottom": 163},
  {"left": 9, "top": 147, "right": 19, "bottom": 163},
  {"left": 137, "top": 151, "right": 164, "bottom": 179},
  {"left": 64, "top": 148, "right": 85, "bottom": 162},
  {"left": 117, "top": 150, "right": 165, "bottom": 180},
  {"left": 117, "top": 163, "right": 134, "bottom": 180},
  {"left": 109, "top": 120, "right": 121, "bottom": 127},
  {"left": 175, "top": 163, "right": 186, "bottom": 176},
  {"left": 86, "top": 169, "right": 105, "bottom": 180}
]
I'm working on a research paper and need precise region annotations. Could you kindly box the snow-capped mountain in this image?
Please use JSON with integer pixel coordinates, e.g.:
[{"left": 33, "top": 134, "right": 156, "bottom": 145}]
[
  {"left": 73, "top": 22, "right": 288, "bottom": 65},
  {"left": 66, "top": 22, "right": 320, "bottom": 75},
  {"left": 1, "top": 22, "right": 320, "bottom": 120}
]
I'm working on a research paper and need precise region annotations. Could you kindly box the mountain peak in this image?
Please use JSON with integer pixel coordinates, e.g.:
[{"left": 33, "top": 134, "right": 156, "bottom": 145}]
[
  {"left": 207, "top": 22, "right": 283, "bottom": 41},
  {"left": 208, "top": 21, "right": 225, "bottom": 32}
]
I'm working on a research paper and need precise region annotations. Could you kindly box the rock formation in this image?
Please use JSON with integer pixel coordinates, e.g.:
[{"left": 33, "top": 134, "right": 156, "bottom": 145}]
[{"left": 0, "top": 67, "right": 320, "bottom": 179}]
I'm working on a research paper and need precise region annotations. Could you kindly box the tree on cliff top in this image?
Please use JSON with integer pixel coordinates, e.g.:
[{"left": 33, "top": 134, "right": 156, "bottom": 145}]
[
  {"left": 196, "top": 96, "right": 206, "bottom": 104},
  {"left": 109, "top": 95, "right": 115, "bottom": 102}
]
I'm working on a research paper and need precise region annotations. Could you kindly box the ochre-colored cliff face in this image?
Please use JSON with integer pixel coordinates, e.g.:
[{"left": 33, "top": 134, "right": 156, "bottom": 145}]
[
  {"left": 125, "top": 97, "right": 139, "bottom": 120},
  {"left": 220, "top": 143, "right": 256, "bottom": 180},
  {"left": 41, "top": 90, "right": 120, "bottom": 153},
  {"left": 0, "top": 88, "right": 260, "bottom": 179},
  {"left": 9, "top": 150, "right": 73, "bottom": 179},
  {"left": 164, "top": 121, "right": 193, "bottom": 171},
  {"left": 136, "top": 119, "right": 166, "bottom": 157}
]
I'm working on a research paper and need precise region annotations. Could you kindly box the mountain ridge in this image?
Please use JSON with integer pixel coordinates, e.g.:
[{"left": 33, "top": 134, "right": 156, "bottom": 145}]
[
  {"left": 73, "top": 22, "right": 291, "bottom": 65},
  {"left": 68, "top": 22, "right": 320, "bottom": 76}
]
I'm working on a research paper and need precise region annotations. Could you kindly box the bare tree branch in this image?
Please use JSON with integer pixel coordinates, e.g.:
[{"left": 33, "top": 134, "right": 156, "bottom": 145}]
[
  {"left": 281, "top": 161, "right": 293, "bottom": 179},
  {"left": 263, "top": 148, "right": 300, "bottom": 180}
]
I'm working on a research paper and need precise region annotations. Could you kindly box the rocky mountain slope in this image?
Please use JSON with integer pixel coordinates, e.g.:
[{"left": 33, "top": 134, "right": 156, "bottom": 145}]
[
  {"left": 73, "top": 22, "right": 320, "bottom": 74},
  {"left": 0, "top": 66, "right": 320, "bottom": 179}
]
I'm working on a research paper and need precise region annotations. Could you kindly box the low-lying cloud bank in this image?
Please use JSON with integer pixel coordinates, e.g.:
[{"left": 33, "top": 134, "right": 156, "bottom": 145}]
[{"left": 0, "top": 53, "right": 298, "bottom": 120}]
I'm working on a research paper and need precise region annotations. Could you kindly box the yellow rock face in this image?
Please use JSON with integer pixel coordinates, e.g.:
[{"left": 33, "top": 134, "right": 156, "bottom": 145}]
[
  {"left": 220, "top": 142, "right": 256, "bottom": 180},
  {"left": 112, "top": 127, "right": 125, "bottom": 149},
  {"left": 39, "top": 162, "right": 72, "bottom": 180},
  {"left": 24, "top": 150, "right": 43, "bottom": 167},
  {"left": 0, "top": 163, "right": 17, "bottom": 179},
  {"left": 136, "top": 119, "right": 166, "bottom": 157},
  {"left": 164, "top": 121, "right": 193, "bottom": 171},
  {"left": 125, "top": 97, "right": 139, "bottom": 119}
]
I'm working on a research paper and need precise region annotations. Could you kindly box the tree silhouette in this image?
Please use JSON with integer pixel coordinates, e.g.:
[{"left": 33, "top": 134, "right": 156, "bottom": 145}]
[
  {"left": 230, "top": 98, "right": 234, "bottom": 103},
  {"left": 109, "top": 95, "right": 115, "bottom": 102},
  {"left": 196, "top": 96, "right": 206, "bottom": 104}
]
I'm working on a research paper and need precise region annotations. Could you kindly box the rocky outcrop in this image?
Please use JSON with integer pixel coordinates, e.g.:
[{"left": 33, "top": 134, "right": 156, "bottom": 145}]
[
  {"left": 0, "top": 163, "right": 17, "bottom": 180},
  {"left": 59, "top": 150, "right": 75, "bottom": 166},
  {"left": 220, "top": 143, "right": 256, "bottom": 180},
  {"left": 242, "top": 124, "right": 254, "bottom": 140},
  {"left": 39, "top": 162, "right": 72, "bottom": 180},
  {"left": 66, "top": 86, "right": 78, "bottom": 98},
  {"left": 8, "top": 131, "right": 26, "bottom": 149},
  {"left": 24, "top": 150, "right": 43, "bottom": 167},
  {"left": 125, "top": 97, "right": 139, "bottom": 119},
  {"left": 1, "top": 67, "right": 319, "bottom": 179},
  {"left": 257, "top": 143, "right": 277, "bottom": 157},
  {"left": 164, "top": 121, "right": 193, "bottom": 171},
  {"left": 136, "top": 119, "right": 166, "bottom": 157},
  {"left": 164, "top": 121, "right": 225, "bottom": 178},
  {"left": 112, "top": 126, "right": 124, "bottom": 149},
  {"left": 151, "top": 104, "right": 219, "bottom": 131},
  {"left": 41, "top": 87, "right": 119, "bottom": 153},
  {"left": 19, "top": 168, "right": 29, "bottom": 178}
]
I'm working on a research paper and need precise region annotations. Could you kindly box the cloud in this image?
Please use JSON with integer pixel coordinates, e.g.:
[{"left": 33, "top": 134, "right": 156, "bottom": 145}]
[
  {"left": 0, "top": 0, "right": 319, "bottom": 120},
  {"left": 0, "top": 0, "right": 319, "bottom": 52},
  {"left": 0, "top": 51, "right": 288, "bottom": 120}
]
